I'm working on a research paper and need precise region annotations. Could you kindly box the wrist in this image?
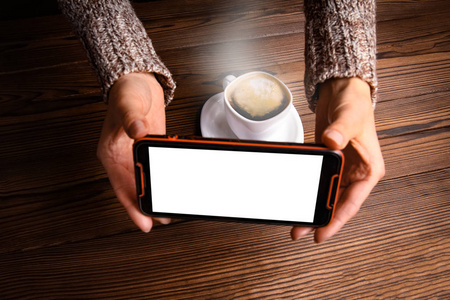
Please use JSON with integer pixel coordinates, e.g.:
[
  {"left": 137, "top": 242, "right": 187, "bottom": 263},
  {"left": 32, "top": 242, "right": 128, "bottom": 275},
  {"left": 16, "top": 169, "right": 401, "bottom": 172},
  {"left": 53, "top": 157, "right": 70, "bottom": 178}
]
[
  {"left": 109, "top": 72, "right": 164, "bottom": 105},
  {"left": 317, "top": 77, "right": 373, "bottom": 114},
  {"left": 320, "top": 77, "right": 371, "bottom": 98}
]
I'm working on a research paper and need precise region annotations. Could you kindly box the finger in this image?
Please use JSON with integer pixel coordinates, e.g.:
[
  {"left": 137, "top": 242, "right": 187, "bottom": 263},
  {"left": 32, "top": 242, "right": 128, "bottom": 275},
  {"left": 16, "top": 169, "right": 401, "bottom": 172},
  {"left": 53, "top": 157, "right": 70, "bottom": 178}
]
[
  {"left": 314, "top": 178, "right": 376, "bottom": 243},
  {"left": 103, "top": 157, "right": 154, "bottom": 233},
  {"left": 108, "top": 79, "right": 151, "bottom": 139},
  {"left": 291, "top": 187, "right": 346, "bottom": 241},
  {"left": 291, "top": 226, "right": 314, "bottom": 241},
  {"left": 322, "top": 103, "right": 365, "bottom": 150},
  {"left": 116, "top": 98, "right": 149, "bottom": 139},
  {"left": 154, "top": 217, "right": 171, "bottom": 225}
]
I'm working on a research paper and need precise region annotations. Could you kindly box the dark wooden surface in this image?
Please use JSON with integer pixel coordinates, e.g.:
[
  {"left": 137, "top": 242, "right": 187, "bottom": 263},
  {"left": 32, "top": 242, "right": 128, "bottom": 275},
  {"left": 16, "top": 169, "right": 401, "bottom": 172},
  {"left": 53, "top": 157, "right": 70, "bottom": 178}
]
[{"left": 1, "top": 0, "right": 449, "bottom": 298}]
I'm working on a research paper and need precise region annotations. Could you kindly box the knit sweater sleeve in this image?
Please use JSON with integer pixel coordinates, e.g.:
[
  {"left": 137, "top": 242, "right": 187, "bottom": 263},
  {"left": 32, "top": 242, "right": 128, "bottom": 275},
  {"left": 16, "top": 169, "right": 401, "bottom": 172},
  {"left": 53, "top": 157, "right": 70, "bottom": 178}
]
[
  {"left": 58, "top": 0, "right": 176, "bottom": 104},
  {"left": 304, "top": 0, "right": 377, "bottom": 112}
]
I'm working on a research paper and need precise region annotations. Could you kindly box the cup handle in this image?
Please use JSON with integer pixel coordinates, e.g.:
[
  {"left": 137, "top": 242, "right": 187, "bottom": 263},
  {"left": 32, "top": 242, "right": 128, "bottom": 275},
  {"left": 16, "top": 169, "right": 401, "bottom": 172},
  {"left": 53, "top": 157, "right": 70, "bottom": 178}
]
[{"left": 222, "top": 75, "right": 236, "bottom": 90}]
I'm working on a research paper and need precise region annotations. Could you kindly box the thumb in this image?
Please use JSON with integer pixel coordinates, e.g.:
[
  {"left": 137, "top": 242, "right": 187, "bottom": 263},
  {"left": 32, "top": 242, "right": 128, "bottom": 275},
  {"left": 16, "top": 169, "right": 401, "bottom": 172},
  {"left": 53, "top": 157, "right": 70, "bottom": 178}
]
[
  {"left": 322, "top": 104, "right": 362, "bottom": 150},
  {"left": 124, "top": 118, "right": 148, "bottom": 139},
  {"left": 115, "top": 98, "right": 149, "bottom": 139}
]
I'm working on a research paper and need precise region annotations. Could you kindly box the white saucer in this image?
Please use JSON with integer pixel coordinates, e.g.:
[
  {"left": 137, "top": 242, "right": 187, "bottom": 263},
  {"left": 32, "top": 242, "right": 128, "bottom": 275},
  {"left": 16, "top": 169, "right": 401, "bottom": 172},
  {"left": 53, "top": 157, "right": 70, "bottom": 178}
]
[{"left": 200, "top": 92, "right": 304, "bottom": 143}]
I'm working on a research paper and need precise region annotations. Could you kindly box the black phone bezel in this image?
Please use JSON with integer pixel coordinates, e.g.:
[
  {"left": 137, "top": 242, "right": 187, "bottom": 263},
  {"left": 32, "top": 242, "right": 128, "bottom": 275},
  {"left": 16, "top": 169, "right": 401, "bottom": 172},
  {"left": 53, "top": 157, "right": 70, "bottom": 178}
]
[{"left": 133, "top": 136, "right": 343, "bottom": 227}]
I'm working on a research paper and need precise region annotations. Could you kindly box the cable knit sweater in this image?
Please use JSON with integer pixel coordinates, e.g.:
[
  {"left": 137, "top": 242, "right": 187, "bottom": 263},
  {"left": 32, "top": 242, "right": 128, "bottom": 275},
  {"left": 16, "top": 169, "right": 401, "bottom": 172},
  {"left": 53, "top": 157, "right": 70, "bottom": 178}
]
[{"left": 59, "top": 0, "right": 377, "bottom": 111}]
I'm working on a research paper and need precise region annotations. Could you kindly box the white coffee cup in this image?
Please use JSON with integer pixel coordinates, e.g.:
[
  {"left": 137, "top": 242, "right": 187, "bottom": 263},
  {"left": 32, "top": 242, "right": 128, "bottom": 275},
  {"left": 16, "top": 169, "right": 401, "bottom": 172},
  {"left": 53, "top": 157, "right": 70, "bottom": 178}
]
[{"left": 223, "top": 71, "right": 293, "bottom": 140}]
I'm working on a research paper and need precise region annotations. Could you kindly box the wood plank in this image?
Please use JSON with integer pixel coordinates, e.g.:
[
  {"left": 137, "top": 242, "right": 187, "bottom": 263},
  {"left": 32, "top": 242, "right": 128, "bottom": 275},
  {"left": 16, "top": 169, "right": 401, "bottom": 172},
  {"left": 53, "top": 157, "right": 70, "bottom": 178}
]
[
  {"left": 376, "top": 0, "right": 449, "bottom": 22},
  {"left": 0, "top": 168, "right": 448, "bottom": 298},
  {"left": 380, "top": 127, "right": 450, "bottom": 179},
  {"left": 377, "top": 11, "right": 450, "bottom": 59},
  {"left": 0, "top": 61, "right": 100, "bottom": 115},
  {"left": 376, "top": 90, "right": 450, "bottom": 139},
  {"left": 377, "top": 52, "right": 450, "bottom": 101}
]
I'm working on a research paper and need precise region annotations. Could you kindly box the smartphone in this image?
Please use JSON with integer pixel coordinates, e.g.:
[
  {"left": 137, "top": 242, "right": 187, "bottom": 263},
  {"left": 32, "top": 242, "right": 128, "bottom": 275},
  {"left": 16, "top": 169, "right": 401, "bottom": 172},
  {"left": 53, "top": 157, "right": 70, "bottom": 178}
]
[{"left": 133, "top": 135, "right": 344, "bottom": 227}]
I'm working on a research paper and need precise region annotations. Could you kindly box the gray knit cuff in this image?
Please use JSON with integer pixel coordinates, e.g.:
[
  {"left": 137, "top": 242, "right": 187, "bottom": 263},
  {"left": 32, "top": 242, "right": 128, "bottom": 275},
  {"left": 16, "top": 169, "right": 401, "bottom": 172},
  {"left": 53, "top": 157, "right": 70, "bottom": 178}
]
[
  {"left": 304, "top": 0, "right": 377, "bottom": 112},
  {"left": 59, "top": 0, "right": 176, "bottom": 105}
]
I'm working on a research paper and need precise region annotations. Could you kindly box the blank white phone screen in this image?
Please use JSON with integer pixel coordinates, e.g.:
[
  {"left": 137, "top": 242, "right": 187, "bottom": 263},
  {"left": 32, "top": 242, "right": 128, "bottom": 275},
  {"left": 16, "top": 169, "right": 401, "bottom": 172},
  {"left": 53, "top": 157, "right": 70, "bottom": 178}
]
[{"left": 148, "top": 147, "right": 323, "bottom": 223}]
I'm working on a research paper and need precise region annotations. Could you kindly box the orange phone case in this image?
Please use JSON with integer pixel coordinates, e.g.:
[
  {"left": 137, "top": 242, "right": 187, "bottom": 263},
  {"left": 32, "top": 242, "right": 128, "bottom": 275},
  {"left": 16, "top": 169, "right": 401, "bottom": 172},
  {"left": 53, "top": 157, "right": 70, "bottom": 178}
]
[{"left": 134, "top": 135, "right": 344, "bottom": 227}]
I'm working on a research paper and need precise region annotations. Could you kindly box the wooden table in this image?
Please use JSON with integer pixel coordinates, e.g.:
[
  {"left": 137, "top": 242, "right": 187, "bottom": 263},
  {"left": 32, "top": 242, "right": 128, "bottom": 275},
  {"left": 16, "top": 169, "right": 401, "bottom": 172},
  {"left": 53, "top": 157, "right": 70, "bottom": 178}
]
[{"left": 1, "top": 0, "right": 449, "bottom": 298}]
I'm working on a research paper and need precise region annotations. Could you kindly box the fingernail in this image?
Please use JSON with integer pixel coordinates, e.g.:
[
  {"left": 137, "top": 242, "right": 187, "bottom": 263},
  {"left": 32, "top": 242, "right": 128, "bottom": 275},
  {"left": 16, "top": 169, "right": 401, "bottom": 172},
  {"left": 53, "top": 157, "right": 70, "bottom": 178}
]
[
  {"left": 325, "top": 129, "right": 343, "bottom": 147},
  {"left": 129, "top": 120, "right": 146, "bottom": 138},
  {"left": 159, "top": 218, "right": 171, "bottom": 225},
  {"left": 292, "top": 227, "right": 313, "bottom": 241}
]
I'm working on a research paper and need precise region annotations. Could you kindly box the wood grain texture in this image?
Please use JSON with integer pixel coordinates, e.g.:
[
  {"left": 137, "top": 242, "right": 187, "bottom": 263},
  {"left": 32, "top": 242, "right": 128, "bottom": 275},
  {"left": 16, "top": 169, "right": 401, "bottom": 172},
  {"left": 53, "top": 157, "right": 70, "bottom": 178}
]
[
  {"left": 1, "top": 169, "right": 449, "bottom": 299},
  {"left": 1, "top": 0, "right": 449, "bottom": 298}
]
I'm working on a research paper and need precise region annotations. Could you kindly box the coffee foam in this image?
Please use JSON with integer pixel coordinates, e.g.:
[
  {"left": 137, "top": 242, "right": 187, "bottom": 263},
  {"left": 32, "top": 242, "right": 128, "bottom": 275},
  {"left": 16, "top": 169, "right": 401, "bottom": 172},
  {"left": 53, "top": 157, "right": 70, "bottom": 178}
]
[{"left": 227, "top": 73, "right": 289, "bottom": 121}]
